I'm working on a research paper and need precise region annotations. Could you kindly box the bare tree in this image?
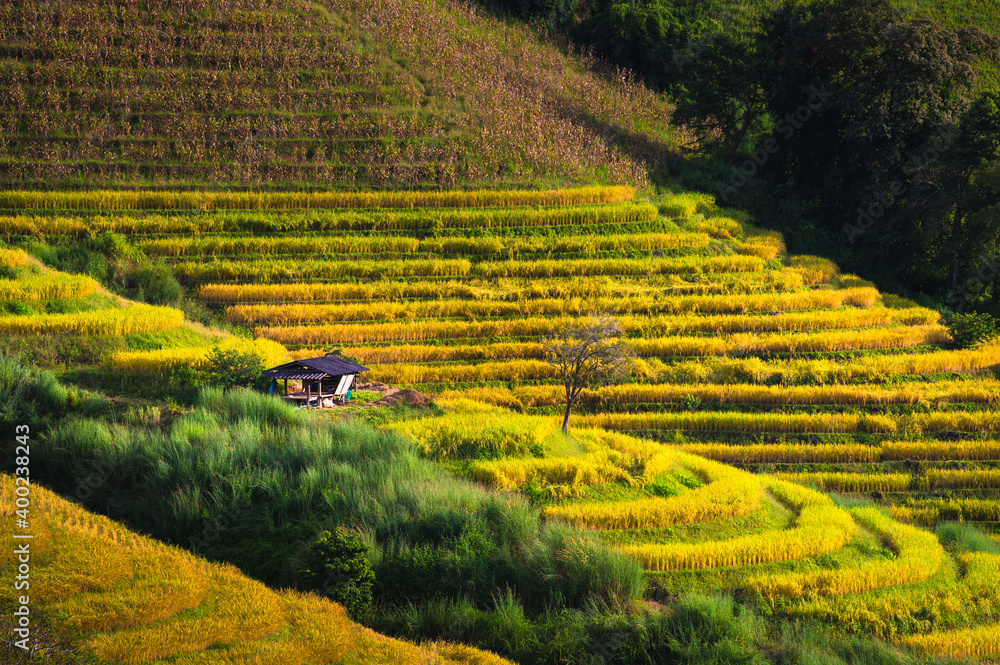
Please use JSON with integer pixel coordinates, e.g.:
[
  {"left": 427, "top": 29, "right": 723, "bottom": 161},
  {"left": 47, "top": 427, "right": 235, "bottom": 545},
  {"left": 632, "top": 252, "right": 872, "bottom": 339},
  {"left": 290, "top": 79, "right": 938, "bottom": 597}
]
[{"left": 543, "top": 316, "right": 633, "bottom": 435}]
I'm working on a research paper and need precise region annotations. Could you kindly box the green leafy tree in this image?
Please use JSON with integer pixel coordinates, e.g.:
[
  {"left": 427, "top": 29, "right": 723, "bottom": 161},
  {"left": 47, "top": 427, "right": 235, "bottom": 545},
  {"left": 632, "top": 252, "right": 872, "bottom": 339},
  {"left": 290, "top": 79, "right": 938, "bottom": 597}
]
[
  {"left": 665, "top": 21, "right": 770, "bottom": 161},
  {"left": 299, "top": 528, "right": 375, "bottom": 619},
  {"left": 205, "top": 346, "right": 264, "bottom": 390},
  {"left": 766, "top": 0, "right": 997, "bottom": 250},
  {"left": 946, "top": 312, "right": 999, "bottom": 349},
  {"left": 915, "top": 93, "right": 1000, "bottom": 303},
  {"left": 576, "top": 1, "right": 769, "bottom": 160}
]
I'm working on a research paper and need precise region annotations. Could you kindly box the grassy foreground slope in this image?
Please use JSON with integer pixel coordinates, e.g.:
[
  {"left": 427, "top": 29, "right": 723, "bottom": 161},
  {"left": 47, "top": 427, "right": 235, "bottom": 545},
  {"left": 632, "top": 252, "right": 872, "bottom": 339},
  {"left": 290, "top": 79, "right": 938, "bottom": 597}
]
[
  {"left": 0, "top": 474, "right": 511, "bottom": 665},
  {"left": 0, "top": 0, "right": 678, "bottom": 190}
]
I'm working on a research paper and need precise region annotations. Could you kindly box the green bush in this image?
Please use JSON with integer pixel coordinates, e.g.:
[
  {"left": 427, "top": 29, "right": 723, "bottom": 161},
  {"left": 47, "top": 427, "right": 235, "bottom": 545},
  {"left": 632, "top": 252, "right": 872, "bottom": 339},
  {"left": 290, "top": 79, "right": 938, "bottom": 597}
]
[
  {"left": 205, "top": 346, "right": 264, "bottom": 389},
  {"left": 123, "top": 264, "right": 181, "bottom": 305},
  {"left": 946, "top": 311, "right": 999, "bottom": 348},
  {"left": 299, "top": 528, "right": 375, "bottom": 619}
]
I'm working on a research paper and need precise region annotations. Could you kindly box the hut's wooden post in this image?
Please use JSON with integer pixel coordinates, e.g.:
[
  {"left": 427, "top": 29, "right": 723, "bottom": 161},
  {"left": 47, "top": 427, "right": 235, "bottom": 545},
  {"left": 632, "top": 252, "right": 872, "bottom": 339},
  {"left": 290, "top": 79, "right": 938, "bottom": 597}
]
[
  {"left": 283, "top": 379, "right": 287, "bottom": 396},
  {"left": 306, "top": 382, "right": 311, "bottom": 408}
]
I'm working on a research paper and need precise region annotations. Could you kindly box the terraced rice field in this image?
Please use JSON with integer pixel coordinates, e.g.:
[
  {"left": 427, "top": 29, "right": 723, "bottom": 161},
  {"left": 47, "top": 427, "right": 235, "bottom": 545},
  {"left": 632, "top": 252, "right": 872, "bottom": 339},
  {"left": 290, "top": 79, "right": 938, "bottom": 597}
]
[
  {"left": 399, "top": 400, "right": 1000, "bottom": 659},
  {"left": 6, "top": 184, "right": 1000, "bottom": 658}
]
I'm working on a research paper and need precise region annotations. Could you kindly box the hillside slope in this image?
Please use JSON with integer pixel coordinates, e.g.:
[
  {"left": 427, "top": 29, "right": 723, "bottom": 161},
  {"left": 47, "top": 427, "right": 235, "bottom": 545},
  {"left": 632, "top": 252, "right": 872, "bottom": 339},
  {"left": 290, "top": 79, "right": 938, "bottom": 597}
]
[
  {"left": 0, "top": 0, "right": 678, "bottom": 190},
  {"left": 7, "top": 183, "right": 994, "bottom": 657},
  {"left": 0, "top": 473, "right": 511, "bottom": 664}
]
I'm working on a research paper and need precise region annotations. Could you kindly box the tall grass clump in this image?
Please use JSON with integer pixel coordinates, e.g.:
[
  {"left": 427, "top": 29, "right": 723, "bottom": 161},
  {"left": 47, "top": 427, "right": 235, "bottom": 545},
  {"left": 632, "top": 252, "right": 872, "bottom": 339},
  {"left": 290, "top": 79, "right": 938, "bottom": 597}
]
[
  {"left": 0, "top": 355, "right": 105, "bottom": 431},
  {"left": 935, "top": 523, "right": 1000, "bottom": 555}
]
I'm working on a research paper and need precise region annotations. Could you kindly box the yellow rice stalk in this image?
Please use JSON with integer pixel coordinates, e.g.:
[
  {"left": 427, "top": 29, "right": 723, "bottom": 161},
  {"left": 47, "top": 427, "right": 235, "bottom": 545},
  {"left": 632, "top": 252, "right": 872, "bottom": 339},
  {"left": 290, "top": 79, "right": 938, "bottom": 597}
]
[
  {"left": 323, "top": 326, "right": 949, "bottom": 368},
  {"left": 161, "top": 592, "right": 358, "bottom": 665},
  {"left": 860, "top": 342, "right": 1000, "bottom": 377},
  {"left": 576, "top": 428, "right": 665, "bottom": 463},
  {"left": 0, "top": 203, "right": 656, "bottom": 237},
  {"left": 544, "top": 453, "right": 763, "bottom": 529},
  {"left": 258, "top": 307, "right": 937, "bottom": 345},
  {"left": 900, "top": 620, "right": 1000, "bottom": 658},
  {"left": 0, "top": 273, "right": 99, "bottom": 302},
  {"left": 908, "top": 412, "right": 1000, "bottom": 434},
  {"left": 889, "top": 498, "right": 1000, "bottom": 526},
  {"left": 681, "top": 216, "right": 740, "bottom": 238},
  {"left": 439, "top": 387, "right": 527, "bottom": 411},
  {"left": 747, "top": 507, "right": 944, "bottom": 601},
  {"left": 772, "top": 472, "right": 912, "bottom": 492},
  {"left": 736, "top": 232, "right": 786, "bottom": 260},
  {"left": 146, "top": 232, "right": 710, "bottom": 258},
  {"left": 0, "top": 186, "right": 635, "bottom": 211},
  {"left": 510, "top": 377, "right": 991, "bottom": 409},
  {"left": 393, "top": 399, "right": 556, "bottom": 460},
  {"left": 663, "top": 342, "right": 1000, "bottom": 385},
  {"left": 634, "top": 325, "right": 947, "bottom": 356},
  {"left": 316, "top": 342, "right": 543, "bottom": 365},
  {"left": 574, "top": 411, "right": 898, "bottom": 434},
  {"left": 882, "top": 440, "right": 1000, "bottom": 461},
  {"left": 85, "top": 565, "right": 287, "bottom": 664},
  {"left": 680, "top": 443, "right": 879, "bottom": 464},
  {"left": 198, "top": 271, "right": 806, "bottom": 303},
  {"left": 790, "top": 552, "right": 998, "bottom": 639},
  {"left": 662, "top": 193, "right": 716, "bottom": 218},
  {"left": 110, "top": 338, "right": 289, "bottom": 375},
  {"left": 0, "top": 303, "right": 184, "bottom": 336},
  {"left": 226, "top": 287, "right": 881, "bottom": 325},
  {"left": 790, "top": 255, "right": 839, "bottom": 285},
  {"left": 473, "top": 255, "right": 765, "bottom": 278},
  {"left": 173, "top": 258, "right": 473, "bottom": 283},
  {"left": 924, "top": 469, "right": 1000, "bottom": 490},
  {"left": 622, "top": 480, "right": 855, "bottom": 571},
  {"left": 467, "top": 455, "right": 635, "bottom": 491},
  {"left": 50, "top": 548, "right": 212, "bottom": 634},
  {"left": 0, "top": 247, "right": 29, "bottom": 266},
  {"left": 0, "top": 215, "right": 88, "bottom": 235},
  {"left": 142, "top": 235, "right": 422, "bottom": 257},
  {"left": 366, "top": 359, "right": 559, "bottom": 384}
]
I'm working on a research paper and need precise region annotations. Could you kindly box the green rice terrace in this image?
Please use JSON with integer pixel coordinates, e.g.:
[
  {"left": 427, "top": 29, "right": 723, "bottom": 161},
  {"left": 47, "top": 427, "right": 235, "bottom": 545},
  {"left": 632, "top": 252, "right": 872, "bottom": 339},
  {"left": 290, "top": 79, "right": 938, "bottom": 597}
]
[{"left": 4, "top": 184, "right": 1000, "bottom": 662}]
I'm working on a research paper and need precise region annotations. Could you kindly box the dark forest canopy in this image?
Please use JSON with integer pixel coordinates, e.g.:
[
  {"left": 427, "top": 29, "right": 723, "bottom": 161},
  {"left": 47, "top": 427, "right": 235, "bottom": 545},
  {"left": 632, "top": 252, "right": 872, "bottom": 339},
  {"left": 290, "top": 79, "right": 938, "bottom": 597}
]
[{"left": 481, "top": 0, "right": 1000, "bottom": 314}]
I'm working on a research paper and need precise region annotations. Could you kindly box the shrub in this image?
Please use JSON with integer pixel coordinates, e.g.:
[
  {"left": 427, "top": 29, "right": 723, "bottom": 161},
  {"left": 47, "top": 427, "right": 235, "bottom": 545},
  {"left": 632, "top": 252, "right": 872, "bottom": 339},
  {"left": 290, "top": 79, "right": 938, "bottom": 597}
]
[
  {"left": 947, "top": 312, "right": 999, "bottom": 348},
  {"left": 123, "top": 264, "right": 182, "bottom": 305},
  {"left": 299, "top": 528, "right": 375, "bottom": 619},
  {"left": 205, "top": 346, "right": 264, "bottom": 390}
]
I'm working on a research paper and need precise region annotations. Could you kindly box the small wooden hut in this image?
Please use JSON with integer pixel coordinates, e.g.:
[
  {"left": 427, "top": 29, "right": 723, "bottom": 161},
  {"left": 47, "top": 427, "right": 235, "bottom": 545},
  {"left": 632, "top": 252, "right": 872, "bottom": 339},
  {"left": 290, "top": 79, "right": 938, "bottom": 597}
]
[{"left": 262, "top": 356, "right": 369, "bottom": 408}]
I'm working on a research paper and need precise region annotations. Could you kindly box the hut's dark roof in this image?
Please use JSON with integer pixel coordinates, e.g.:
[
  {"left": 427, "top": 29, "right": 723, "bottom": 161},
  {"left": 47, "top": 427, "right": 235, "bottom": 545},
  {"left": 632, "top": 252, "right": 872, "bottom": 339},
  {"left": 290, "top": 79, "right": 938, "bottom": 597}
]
[{"left": 262, "top": 356, "right": 368, "bottom": 380}]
